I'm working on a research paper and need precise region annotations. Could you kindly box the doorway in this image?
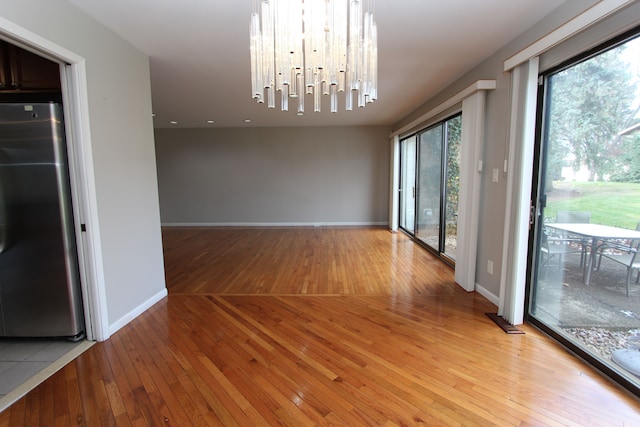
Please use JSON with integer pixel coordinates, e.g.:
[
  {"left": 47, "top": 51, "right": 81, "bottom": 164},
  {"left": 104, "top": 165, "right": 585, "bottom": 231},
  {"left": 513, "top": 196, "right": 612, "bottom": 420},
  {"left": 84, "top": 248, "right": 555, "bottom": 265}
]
[{"left": 0, "top": 38, "right": 93, "bottom": 411}]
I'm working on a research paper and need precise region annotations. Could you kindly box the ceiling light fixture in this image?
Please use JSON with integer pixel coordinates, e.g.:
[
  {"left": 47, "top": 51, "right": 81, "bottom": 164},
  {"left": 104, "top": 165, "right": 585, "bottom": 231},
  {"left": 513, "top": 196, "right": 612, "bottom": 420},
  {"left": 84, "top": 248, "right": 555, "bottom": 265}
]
[{"left": 250, "top": 0, "right": 377, "bottom": 114}]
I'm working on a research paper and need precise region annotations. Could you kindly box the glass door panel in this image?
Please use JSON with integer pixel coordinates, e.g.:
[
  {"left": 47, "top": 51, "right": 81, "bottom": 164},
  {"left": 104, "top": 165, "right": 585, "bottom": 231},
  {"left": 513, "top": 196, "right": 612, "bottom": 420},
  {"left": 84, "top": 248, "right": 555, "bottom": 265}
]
[
  {"left": 444, "top": 116, "right": 462, "bottom": 260},
  {"left": 416, "top": 126, "right": 442, "bottom": 250},
  {"left": 399, "top": 136, "right": 416, "bottom": 233},
  {"left": 529, "top": 33, "right": 640, "bottom": 394}
]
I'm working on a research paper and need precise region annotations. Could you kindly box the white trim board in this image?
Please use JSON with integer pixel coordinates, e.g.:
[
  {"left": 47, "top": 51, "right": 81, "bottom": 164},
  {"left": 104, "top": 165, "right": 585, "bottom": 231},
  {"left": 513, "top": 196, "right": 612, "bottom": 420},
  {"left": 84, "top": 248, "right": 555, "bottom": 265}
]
[
  {"left": 161, "top": 222, "right": 389, "bottom": 227},
  {"left": 475, "top": 283, "right": 500, "bottom": 307},
  {"left": 454, "top": 90, "right": 488, "bottom": 292},
  {"left": 504, "top": 0, "right": 634, "bottom": 71},
  {"left": 0, "top": 16, "right": 83, "bottom": 64},
  {"left": 388, "top": 135, "right": 400, "bottom": 231},
  {"left": 390, "top": 80, "right": 496, "bottom": 139},
  {"left": 108, "top": 289, "right": 167, "bottom": 337},
  {"left": 498, "top": 58, "right": 540, "bottom": 325}
]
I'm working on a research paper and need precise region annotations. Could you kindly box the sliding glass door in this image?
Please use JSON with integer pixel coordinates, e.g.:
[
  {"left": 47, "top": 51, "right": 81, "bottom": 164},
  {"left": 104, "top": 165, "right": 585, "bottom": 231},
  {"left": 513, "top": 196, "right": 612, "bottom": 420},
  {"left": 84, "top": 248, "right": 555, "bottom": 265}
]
[
  {"left": 399, "top": 114, "right": 461, "bottom": 262},
  {"left": 416, "top": 126, "right": 442, "bottom": 250},
  {"left": 399, "top": 137, "right": 416, "bottom": 234},
  {"left": 528, "top": 31, "right": 640, "bottom": 395}
]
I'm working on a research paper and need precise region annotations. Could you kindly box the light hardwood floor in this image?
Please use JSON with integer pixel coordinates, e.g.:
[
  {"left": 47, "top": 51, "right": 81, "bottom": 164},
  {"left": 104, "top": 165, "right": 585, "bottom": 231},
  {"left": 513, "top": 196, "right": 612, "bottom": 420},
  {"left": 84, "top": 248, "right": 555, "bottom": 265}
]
[{"left": 1, "top": 227, "right": 639, "bottom": 426}]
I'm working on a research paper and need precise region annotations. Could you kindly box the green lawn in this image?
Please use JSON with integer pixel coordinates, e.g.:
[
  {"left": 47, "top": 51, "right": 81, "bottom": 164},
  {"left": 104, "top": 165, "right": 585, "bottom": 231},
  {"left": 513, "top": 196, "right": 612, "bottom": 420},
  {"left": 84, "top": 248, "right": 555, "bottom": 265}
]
[{"left": 545, "top": 181, "right": 640, "bottom": 229}]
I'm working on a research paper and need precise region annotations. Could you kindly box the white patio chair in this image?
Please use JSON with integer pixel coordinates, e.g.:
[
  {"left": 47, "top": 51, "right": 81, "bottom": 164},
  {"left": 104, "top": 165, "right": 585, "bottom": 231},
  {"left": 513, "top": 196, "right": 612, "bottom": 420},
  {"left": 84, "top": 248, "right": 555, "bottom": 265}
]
[
  {"left": 596, "top": 222, "right": 640, "bottom": 297},
  {"left": 540, "top": 227, "right": 586, "bottom": 270},
  {"left": 550, "top": 210, "right": 591, "bottom": 266}
]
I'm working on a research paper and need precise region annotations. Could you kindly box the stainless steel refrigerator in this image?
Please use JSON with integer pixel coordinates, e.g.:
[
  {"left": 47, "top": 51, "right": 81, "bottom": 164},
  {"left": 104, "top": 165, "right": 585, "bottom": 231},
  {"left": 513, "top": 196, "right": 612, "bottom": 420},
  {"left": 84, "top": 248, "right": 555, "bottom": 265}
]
[{"left": 0, "top": 103, "right": 84, "bottom": 340}]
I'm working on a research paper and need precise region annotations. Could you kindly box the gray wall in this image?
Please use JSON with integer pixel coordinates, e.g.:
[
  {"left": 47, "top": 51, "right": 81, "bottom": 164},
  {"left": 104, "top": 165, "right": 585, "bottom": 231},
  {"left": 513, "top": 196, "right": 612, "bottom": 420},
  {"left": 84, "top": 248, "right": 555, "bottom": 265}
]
[
  {"left": 0, "top": 0, "right": 166, "bottom": 332},
  {"left": 155, "top": 126, "right": 391, "bottom": 225}
]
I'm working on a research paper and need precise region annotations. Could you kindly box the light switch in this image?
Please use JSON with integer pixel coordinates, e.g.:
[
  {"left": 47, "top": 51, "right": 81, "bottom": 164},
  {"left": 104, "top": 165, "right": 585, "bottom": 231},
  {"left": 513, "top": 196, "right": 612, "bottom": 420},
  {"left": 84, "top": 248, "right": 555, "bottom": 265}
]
[{"left": 492, "top": 168, "right": 499, "bottom": 183}]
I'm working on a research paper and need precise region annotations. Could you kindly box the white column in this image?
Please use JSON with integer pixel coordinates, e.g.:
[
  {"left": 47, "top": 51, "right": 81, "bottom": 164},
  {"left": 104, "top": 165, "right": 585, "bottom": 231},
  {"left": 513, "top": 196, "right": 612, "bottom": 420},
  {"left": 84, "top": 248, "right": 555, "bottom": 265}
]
[
  {"left": 454, "top": 91, "right": 486, "bottom": 292},
  {"left": 389, "top": 135, "right": 400, "bottom": 231},
  {"left": 498, "top": 57, "right": 539, "bottom": 325}
]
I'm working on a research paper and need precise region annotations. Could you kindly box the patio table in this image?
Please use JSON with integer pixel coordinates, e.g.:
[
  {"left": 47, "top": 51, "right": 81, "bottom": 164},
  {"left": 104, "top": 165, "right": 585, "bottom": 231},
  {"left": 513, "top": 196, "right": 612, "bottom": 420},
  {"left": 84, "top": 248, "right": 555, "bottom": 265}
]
[{"left": 544, "top": 223, "right": 640, "bottom": 286}]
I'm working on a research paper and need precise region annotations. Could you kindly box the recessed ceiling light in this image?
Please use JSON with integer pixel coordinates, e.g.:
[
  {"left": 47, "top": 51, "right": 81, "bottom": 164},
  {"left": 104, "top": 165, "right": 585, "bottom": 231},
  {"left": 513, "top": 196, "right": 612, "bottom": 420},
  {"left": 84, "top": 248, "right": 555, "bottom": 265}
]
[
  {"left": 169, "top": 121, "right": 178, "bottom": 125},
  {"left": 207, "top": 120, "right": 215, "bottom": 124},
  {"left": 244, "top": 119, "right": 252, "bottom": 123}
]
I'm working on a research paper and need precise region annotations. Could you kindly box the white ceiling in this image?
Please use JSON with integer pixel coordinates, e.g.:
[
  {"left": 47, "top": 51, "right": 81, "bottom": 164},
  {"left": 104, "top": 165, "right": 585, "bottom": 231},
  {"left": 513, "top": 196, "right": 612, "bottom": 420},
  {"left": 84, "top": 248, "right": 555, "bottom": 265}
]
[{"left": 67, "top": 0, "right": 568, "bottom": 128}]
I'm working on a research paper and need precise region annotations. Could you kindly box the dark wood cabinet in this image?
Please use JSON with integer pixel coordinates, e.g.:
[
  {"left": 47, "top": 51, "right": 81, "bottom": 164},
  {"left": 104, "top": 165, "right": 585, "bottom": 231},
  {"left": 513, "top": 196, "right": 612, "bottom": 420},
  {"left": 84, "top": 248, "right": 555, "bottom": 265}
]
[{"left": 0, "top": 40, "right": 61, "bottom": 92}]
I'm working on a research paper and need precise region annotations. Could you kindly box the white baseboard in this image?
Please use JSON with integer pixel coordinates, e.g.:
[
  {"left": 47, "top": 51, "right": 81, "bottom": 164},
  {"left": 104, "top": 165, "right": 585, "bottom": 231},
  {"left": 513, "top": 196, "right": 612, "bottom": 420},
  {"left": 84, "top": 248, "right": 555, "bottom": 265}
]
[
  {"left": 161, "top": 221, "right": 388, "bottom": 227},
  {"left": 475, "top": 283, "right": 499, "bottom": 307},
  {"left": 108, "top": 288, "right": 167, "bottom": 337}
]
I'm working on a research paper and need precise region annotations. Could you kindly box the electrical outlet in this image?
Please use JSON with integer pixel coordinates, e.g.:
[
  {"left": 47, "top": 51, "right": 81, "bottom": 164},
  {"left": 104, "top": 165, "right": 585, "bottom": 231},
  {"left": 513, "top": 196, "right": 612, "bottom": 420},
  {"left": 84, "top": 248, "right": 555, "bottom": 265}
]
[{"left": 487, "top": 260, "right": 494, "bottom": 275}]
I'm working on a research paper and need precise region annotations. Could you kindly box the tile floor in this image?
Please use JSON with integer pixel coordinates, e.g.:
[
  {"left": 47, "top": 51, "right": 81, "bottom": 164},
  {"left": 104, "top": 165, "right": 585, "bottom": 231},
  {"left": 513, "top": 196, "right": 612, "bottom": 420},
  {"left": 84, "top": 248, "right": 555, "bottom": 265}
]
[{"left": 0, "top": 338, "right": 93, "bottom": 412}]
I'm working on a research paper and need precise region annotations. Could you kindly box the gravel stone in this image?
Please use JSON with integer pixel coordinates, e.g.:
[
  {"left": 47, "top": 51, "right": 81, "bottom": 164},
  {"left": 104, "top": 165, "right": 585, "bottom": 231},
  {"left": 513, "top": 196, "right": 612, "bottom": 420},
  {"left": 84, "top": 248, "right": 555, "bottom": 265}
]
[{"left": 565, "top": 327, "right": 640, "bottom": 359}]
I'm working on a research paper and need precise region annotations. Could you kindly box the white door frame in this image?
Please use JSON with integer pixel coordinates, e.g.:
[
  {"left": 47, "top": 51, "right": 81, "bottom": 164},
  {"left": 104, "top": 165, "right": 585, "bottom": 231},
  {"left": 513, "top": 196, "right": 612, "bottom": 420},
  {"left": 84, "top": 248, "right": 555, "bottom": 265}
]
[{"left": 0, "top": 17, "right": 109, "bottom": 341}]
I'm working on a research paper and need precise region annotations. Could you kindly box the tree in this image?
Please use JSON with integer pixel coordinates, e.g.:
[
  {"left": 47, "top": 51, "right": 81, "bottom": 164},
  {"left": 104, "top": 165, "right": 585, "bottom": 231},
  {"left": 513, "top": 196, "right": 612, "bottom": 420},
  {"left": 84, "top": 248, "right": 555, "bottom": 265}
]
[
  {"left": 610, "top": 133, "right": 640, "bottom": 182},
  {"left": 445, "top": 115, "right": 461, "bottom": 232},
  {"left": 547, "top": 44, "right": 638, "bottom": 181}
]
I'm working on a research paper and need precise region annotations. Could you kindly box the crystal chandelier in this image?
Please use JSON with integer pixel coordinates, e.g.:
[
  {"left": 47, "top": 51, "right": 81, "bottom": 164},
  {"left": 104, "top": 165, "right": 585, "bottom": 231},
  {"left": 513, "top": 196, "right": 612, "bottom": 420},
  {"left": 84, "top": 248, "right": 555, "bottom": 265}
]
[{"left": 250, "top": 0, "right": 377, "bottom": 114}]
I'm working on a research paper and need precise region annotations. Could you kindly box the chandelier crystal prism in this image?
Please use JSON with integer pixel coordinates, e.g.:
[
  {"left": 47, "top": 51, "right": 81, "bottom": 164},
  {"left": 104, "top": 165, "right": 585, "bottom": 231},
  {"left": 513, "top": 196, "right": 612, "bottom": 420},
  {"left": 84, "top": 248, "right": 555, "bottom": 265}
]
[{"left": 250, "top": 0, "right": 377, "bottom": 114}]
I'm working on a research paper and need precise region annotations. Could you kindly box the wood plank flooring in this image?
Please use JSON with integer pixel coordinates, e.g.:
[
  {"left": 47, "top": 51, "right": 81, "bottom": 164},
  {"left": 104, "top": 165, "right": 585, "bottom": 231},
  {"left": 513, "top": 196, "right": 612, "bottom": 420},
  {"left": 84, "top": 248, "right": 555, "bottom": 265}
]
[
  {"left": 162, "top": 227, "right": 453, "bottom": 295},
  {"left": 1, "top": 226, "right": 640, "bottom": 426}
]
